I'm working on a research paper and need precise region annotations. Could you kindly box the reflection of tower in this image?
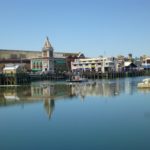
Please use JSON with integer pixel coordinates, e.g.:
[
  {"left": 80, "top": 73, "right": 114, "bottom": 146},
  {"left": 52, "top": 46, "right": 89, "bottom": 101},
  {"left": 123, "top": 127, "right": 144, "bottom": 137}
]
[
  {"left": 44, "top": 98, "right": 55, "bottom": 119},
  {"left": 42, "top": 37, "right": 54, "bottom": 73}
]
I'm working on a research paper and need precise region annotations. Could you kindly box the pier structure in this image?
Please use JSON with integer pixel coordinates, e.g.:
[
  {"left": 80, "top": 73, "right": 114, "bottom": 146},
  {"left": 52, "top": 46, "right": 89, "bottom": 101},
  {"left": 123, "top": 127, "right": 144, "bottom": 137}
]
[
  {"left": 79, "top": 70, "right": 145, "bottom": 80},
  {"left": 0, "top": 72, "right": 67, "bottom": 85},
  {"left": 0, "top": 70, "right": 150, "bottom": 85},
  {"left": 0, "top": 73, "right": 30, "bottom": 85}
]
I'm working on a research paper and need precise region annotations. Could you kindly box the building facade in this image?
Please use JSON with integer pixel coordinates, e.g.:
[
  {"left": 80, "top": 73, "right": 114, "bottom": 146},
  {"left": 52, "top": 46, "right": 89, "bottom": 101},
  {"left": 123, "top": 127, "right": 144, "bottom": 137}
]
[
  {"left": 0, "top": 37, "right": 84, "bottom": 73},
  {"left": 142, "top": 57, "right": 150, "bottom": 70},
  {"left": 71, "top": 57, "right": 117, "bottom": 73},
  {"left": 31, "top": 37, "right": 54, "bottom": 73}
]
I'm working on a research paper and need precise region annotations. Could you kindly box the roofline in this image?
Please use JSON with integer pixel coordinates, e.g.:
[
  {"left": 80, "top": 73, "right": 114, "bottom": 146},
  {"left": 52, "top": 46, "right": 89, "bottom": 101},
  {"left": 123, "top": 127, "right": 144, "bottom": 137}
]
[
  {"left": 0, "top": 49, "right": 80, "bottom": 55},
  {"left": 0, "top": 49, "right": 41, "bottom": 53}
]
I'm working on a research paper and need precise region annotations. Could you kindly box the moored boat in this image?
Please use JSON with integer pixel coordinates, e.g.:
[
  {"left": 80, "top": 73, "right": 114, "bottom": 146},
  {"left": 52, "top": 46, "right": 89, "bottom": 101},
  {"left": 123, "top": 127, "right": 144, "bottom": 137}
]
[
  {"left": 137, "top": 78, "right": 150, "bottom": 88},
  {"left": 66, "top": 75, "right": 88, "bottom": 82}
]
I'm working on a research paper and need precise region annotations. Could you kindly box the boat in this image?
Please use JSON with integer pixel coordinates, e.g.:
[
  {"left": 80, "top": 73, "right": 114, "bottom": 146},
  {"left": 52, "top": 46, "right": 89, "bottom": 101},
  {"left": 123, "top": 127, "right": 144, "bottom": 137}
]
[
  {"left": 137, "top": 78, "right": 150, "bottom": 88},
  {"left": 66, "top": 75, "right": 88, "bottom": 82}
]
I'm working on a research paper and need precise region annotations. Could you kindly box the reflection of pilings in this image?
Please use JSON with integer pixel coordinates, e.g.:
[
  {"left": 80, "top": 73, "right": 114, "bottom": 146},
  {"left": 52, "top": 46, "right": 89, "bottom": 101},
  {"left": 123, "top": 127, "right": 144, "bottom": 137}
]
[
  {"left": 0, "top": 74, "right": 4, "bottom": 85},
  {"left": 44, "top": 99, "right": 55, "bottom": 119}
]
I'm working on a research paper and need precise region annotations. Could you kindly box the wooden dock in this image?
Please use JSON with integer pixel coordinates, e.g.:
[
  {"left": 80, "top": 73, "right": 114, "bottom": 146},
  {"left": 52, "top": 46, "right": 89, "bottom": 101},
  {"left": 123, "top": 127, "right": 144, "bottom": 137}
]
[
  {"left": 0, "top": 73, "right": 67, "bottom": 85},
  {"left": 0, "top": 73, "right": 31, "bottom": 85},
  {"left": 0, "top": 71, "right": 149, "bottom": 85},
  {"left": 80, "top": 70, "right": 147, "bottom": 79}
]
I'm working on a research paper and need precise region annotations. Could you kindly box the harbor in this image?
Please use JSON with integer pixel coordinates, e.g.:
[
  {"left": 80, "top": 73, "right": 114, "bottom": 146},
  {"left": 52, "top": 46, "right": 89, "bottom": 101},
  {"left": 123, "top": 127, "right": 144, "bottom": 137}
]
[
  {"left": 0, "top": 37, "right": 150, "bottom": 86},
  {"left": 1, "top": 0, "right": 150, "bottom": 149},
  {"left": 0, "top": 77, "right": 150, "bottom": 150}
]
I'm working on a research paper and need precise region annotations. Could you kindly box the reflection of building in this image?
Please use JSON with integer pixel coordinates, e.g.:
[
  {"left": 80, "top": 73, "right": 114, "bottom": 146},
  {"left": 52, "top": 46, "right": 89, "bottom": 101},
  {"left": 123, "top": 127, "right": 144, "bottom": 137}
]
[
  {"left": 0, "top": 79, "right": 136, "bottom": 102},
  {"left": 44, "top": 99, "right": 55, "bottom": 119},
  {"left": 31, "top": 84, "right": 55, "bottom": 98},
  {"left": 0, "top": 78, "right": 140, "bottom": 118},
  {"left": 70, "top": 81, "right": 121, "bottom": 98},
  {"left": 3, "top": 88, "right": 20, "bottom": 101},
  {"left": 0, "top": 84, "right": 73, "bottom": 119}
]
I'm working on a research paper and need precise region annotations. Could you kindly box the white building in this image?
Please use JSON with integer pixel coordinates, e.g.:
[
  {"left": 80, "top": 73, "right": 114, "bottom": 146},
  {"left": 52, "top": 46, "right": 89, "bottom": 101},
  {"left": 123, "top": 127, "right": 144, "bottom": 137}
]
[
  {"left": 71, "top": 57, "right": 117, "bottom": 73},
  {"left": 142, "top": 57, "right": 150, "bottom": 70},
  {"left": 3, "top": 64, "right": 26, "bottom": 74}
]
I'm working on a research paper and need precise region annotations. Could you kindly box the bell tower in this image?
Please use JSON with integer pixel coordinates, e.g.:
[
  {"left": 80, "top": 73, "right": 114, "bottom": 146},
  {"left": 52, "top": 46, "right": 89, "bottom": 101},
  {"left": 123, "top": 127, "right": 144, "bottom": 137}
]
[
  {"left": 42, "top": 36, "right": 54, "bottom": 58},
  {"left": 42, "top": 37, "right": 54, "bottom": 73}
]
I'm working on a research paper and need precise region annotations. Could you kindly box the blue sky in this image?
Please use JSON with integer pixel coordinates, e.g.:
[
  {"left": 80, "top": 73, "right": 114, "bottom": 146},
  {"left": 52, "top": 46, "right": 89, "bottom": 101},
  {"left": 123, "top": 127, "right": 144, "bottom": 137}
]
[{"left": 0, "top": 0, "right": 150, "bottom": 57}]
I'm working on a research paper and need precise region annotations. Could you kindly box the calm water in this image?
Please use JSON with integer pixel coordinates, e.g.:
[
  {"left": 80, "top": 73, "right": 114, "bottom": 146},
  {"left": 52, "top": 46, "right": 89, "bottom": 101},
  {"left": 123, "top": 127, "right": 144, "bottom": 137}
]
[{"left": 0, "top": 77, "right": 150, "bottom": 150}]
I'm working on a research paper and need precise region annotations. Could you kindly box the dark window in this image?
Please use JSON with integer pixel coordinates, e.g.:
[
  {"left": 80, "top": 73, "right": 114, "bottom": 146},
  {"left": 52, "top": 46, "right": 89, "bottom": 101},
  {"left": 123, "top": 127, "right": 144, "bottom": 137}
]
[
  {"left": 43, "top": 51, "right": 47, "bottom": 57},
  {"left": 147, "top": 60, "right": 150, "bottom": 64},
  {"left": 50, "top": 51, "right": 53, "bottom": 57}
]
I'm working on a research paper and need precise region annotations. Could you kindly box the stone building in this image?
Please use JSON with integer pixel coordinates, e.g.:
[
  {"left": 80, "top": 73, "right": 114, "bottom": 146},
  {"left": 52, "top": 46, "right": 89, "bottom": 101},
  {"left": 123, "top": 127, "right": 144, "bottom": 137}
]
[{"left": 31, "top": 37, "right": 54, "bottom": 73}]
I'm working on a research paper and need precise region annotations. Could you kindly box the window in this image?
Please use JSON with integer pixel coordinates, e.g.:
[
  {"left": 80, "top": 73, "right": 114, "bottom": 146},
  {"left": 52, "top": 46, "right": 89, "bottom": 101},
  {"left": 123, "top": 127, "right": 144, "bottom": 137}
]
[
  {"left": 50, "top": 51, "right": 53, "bottom": 57},
  {"left": 98, "top": 68, "right": 101, "bottom": 71},
  {"left": 109, "top": 62, "right": 114, "bottom": 65},
  {"left": 147, "top": 59, "right": 150, "bottom": 64},
  {"left": 33, "top": 62, "right": 36, "bottom": 68},
  {"left": 43, "top": 51, "right": 47, "bottom": 57},
  {"left": 37, "top": 63, "right": 39, "bottom": 68},
  {"left": 40, "top": 62, "right": 42, "bottom": 68}
]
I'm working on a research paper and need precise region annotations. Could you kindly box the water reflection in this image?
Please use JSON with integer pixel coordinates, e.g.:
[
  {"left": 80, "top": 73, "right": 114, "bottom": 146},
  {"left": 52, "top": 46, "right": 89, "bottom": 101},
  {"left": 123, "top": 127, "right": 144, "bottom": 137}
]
[
  {"left": 44, "top": 99, "right": 55, "bottom": 119},
  {"left": 0, "top": 77, "right": 149, "bottom": 119}
]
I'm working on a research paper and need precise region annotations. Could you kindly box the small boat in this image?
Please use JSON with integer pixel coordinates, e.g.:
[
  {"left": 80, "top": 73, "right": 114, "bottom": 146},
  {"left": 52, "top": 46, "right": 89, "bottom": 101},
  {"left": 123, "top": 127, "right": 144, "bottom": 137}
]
[
  {"left": 137, "top": 78, "right": 150, "bottom": 88},
  {"left": 66, "top": 75, "right": 88, "bottom": 82}
]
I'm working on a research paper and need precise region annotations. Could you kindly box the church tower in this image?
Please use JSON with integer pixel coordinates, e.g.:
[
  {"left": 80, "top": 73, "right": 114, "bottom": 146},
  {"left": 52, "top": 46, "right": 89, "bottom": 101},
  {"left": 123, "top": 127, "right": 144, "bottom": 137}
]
[{"left": 42, "top": 37, "right": 54, "bottom": 73}]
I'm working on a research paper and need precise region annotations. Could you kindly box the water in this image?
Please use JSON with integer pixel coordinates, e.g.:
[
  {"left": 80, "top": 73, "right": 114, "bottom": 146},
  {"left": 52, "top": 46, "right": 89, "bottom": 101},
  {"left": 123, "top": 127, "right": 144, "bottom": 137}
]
[{"left": 0, "top": 77, "right": 150, "bottom": 150}]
